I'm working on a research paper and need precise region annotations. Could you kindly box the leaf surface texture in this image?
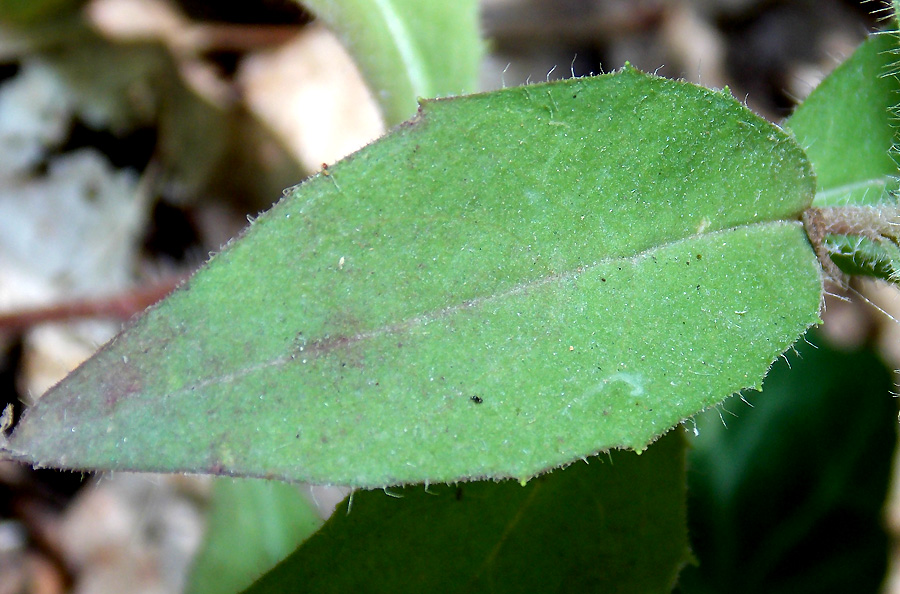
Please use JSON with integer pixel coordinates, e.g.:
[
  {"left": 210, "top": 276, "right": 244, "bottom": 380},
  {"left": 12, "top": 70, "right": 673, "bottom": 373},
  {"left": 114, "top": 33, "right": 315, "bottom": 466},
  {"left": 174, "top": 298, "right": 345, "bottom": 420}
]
[{"left": 6, "top": 68, "right": 823, "bottom": 487}]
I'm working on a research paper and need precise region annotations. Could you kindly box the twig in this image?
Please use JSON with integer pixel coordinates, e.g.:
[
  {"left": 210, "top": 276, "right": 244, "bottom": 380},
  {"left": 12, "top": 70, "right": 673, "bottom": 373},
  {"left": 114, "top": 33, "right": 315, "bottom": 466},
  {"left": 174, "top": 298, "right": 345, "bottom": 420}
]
[{"left": 0, "top": 274, "right": 190, "bottom": 334}]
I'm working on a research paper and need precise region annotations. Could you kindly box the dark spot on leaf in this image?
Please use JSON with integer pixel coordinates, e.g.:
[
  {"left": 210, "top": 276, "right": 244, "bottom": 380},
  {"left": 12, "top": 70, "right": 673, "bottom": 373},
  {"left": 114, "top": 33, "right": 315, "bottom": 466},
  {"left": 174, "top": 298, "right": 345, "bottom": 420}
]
[
  {"left": 471, "top": 395, "right": 483, "bottom": 404},
  {"left": 696, "top": 254, "right": 702, "bottom": 260},
  {"left": 104, "top": 362, "right": 143, "bottom": 410},
  {"left": 601, "top": 278, "right": 606, "bottom": 282},
  {"left": 304, "top": 334, "right": 354, "bottom": 355}
]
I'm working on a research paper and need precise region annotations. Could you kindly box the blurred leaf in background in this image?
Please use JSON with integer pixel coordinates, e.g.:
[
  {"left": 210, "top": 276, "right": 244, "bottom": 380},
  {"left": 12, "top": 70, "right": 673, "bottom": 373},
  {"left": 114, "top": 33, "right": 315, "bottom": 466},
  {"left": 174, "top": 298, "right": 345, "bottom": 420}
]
[
  {"left": 301, "top": 0, "right": 483, "bottom": 125},
  {"left": 243, "top": 431, "right": 690, "bottom": 594},
  {"left": 677, "top": 330, "right": 896, "bottom": 594},
  {"left": 0, "top": 0, "right": 83, "bottom": 26},
  {"left": 186, "top": 478, "right": 323, "bottom": 594}
]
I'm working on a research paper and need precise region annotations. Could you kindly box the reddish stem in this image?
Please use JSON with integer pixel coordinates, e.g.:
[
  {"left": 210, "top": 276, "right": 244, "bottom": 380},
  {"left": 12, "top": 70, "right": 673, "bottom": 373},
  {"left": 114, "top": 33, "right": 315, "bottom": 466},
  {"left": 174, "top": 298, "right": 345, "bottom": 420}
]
[{"left": 0, "top": 274, "right": 190, "bottom": 333}]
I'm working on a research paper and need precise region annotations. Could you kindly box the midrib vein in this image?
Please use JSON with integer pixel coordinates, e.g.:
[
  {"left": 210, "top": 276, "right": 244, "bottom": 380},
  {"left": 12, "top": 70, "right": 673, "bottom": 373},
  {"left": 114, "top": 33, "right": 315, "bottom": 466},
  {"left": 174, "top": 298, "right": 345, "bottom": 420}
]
[{"left": 186, "top": 220, "right": 799, "bottom": 394}]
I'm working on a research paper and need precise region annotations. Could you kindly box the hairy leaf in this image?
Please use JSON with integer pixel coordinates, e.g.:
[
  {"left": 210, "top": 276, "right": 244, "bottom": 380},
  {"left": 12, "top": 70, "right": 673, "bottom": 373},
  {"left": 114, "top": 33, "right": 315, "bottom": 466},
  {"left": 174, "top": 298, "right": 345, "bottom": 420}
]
[
  {"left": 787, "top": 32, "right": 900, "bottom": 282},
  {"left": 4, "top": 68, "right": 823, "bottom": 487},
  {"left": 787, "top": 32, "right": 900, "bottom": 208}
]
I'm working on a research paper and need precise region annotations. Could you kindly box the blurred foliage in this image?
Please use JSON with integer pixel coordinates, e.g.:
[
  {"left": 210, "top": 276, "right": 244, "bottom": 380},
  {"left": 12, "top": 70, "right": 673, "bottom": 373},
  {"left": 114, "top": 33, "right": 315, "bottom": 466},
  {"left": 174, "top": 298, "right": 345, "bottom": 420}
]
[
  {"left": 186, "top": 479, "right": 322, "bottom": 594},
  {"left": 677, "top": 330, "right": 896, "bottom": 593},
  {"left": 0, "top": 4, "right": 304, "bottom": 216},
  {"left": 244, "top": 432, "right": 690, "bottom": 594},
  {"left": 0, "top": 0, "right": 83, "bottom": 26}
]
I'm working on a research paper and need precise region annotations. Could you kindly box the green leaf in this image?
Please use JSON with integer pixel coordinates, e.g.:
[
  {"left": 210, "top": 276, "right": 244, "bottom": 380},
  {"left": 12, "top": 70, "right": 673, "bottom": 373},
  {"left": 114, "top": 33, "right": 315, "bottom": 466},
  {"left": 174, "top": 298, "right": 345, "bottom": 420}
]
[
  {"left": 244, "top": 432, "right": 690, "bottom": 594},
  {"left": 186, "top": 478, "right": 323, "bottom": 594},
  {"left": 786, "top": 32, "right": 900, "bottom": 283},
  {"left": 3, "top": 68, "right": 823, "bottom": 487},
  {"left": 677, "top": 331, "right": 894, "bottom": 593},
  {"left": 0, "top": 0, "right": 81, "bottom": 26},
  {"left": 786, "top": 32, "right": 900, "bottom": 207},
  {"left": 825, "top": 234, "right": 900, "bottom": 280},
  {"left": 300, "top": 0, "right": 483, "bottom": 125}
]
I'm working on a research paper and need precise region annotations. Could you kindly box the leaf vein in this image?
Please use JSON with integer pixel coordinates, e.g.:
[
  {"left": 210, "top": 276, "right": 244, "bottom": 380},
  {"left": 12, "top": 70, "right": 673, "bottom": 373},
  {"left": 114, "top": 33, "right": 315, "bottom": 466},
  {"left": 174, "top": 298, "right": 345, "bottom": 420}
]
[{"left": 186, "top": 220, "right": 802, "bottom": 395}]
